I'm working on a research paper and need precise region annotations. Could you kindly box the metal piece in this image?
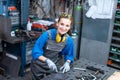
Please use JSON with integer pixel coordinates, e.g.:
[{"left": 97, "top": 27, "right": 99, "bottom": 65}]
[
  {"left": 73, "top": 67, "right": 86, "bottom": 71},
  {"left": 86, "top": 66, "right": 104, "bottom": 74},
  {"left": 89, "top": 73, "right": 97, "bottom": 80}
]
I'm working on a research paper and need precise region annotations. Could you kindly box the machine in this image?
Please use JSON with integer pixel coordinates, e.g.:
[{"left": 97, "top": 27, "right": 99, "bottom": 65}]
[
  {"left": 0, "top": 0, "right": 31, "bottom": 77},
  {"left": 0, "top": 0, "right": 29, "bottom": 43}
]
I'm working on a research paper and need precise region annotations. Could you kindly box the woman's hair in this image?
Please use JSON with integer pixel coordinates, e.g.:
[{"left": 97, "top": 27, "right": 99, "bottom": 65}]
[{"left": 58, "top": 12, "right": 73, "bottom": 23}]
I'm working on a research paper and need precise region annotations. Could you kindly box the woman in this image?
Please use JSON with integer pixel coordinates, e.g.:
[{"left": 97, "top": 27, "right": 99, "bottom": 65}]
[{"left": 31, "top": 13, "right": 75, "bottom": 80}]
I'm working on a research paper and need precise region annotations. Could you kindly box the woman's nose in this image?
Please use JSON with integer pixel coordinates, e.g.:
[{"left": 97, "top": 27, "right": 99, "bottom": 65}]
[{"left": 63, "top": 25, "right": 67, "bottom": 29}]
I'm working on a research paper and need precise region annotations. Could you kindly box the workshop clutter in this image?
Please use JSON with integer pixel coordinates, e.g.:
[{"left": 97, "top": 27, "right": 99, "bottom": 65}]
[
  {"left": 31, "top": 20, "right": 54, "bottom": 32},
  {"left": 29, "top": 0, "right": 74, "bottom": 21},
  {"left": 117, "top": 2, "right": 120, "bottom": 9},
  {"left": 110, "top": 47, "right": 120, "bottom": 59},
  {"left": 107, "top": 46, "right": 120, "bottom": 65},
  {"left": 8, "top": 6, "right": 17, "bottom": 11},
  {"left": 115, "top": 18, "right": 120, "bottom": 24},
  {"left": 41, "top": 58, "right": 116, "bottom": 80},
  {"left": 113, "top": 24, "right": 120, "bottom": 32},
  {"left": 110, "top": 46, "right": 120, "bottom": 53},
  {"left": 32, "top": 23, "right": 48, "bottom": 31}
]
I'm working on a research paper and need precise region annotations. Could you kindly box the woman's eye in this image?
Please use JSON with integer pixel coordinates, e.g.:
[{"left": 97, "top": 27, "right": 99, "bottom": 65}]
[
  {"left": 60, "top": 23, "right": 64, "bottom": 26},
  {"left": 66, "top": 25, "right": 70, "bottom": 27}
]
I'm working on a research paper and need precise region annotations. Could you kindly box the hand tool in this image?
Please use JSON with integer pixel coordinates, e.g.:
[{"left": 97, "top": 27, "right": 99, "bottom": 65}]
[{"left": 86, "top": 66, "right": 104, "bottom": 74}]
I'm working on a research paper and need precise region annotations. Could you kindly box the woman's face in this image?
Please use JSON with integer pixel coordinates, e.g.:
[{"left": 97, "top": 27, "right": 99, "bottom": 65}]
[{"left": 56, "top": 18, "right": 71, "bottom": 35}]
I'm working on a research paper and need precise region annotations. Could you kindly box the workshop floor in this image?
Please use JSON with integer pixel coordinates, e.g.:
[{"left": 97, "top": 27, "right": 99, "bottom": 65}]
[
  {"left": 22, "top": 71, "right": 32, "bottom": 80},
  {"left": 17, "top": 68, "right": 33, "bottom": 80},
  {"left": 0, "top": 71, "right": 33, "bottom": 80},
  {"left": 0, "top": 40, "right": 33, "bottom": 80},
  {"left": 0, "top": 65, "right": 33, "bottom": 80}
]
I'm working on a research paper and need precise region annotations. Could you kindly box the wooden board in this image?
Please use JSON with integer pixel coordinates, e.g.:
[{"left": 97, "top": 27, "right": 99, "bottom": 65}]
[{"left": 107, "top": 71, "right": 120, "bottom": 80}]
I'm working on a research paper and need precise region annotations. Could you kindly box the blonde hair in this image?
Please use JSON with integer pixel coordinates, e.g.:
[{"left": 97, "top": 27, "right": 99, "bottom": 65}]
[{"left": 58, "top": 12, "right": 73, "bottom": 23}]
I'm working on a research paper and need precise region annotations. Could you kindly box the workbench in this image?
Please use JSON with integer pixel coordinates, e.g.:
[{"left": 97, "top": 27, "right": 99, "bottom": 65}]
[
  {"left": 42, "top": 58, "right": 118, "bottom": 80},
  {"left": 0, "top": 30, "right": 42, "bottom": 77}
]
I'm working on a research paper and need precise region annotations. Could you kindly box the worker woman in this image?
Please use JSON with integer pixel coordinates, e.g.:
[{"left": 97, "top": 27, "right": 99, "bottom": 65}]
[{"left": 31, "top": 13, "right": 75, "bottom": 80}]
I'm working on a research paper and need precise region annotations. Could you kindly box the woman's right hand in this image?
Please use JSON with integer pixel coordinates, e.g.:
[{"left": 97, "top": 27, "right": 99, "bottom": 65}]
[{"left": 45, "top": 58, "right": 58, "bottom": 72}]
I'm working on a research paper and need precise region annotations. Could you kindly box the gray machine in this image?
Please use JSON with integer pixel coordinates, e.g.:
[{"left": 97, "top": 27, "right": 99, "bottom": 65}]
[{"left": 80, "top": 0, "right": 117, "bottom": 65}]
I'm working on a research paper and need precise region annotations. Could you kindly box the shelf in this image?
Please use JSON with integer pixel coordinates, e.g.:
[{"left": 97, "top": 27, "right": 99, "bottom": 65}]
[
  {"left": 113, "top": 30, "right": 120, "bottom": 34},
  {"left": 107, "top": 0, "right": 120, "bottom": 71},
  {"left": 115, "top": 15, "right": 120, "bottom": 18},
  {"left": 111, "top": 43, "right": 120, "bottom": 48},
  {"left": 107, "top": 59, "right": 120, "bottom": 69},
  {"left": 114, "top": 23, "right": 120, "bottom": 26},
  {"left": 112, "top": 36, "right": 120, "bottom": 41},
  {"left": 116, "top": 8, "right": 120, "bottom": 11},
  {"left": 110, "top": 51, "right": 120, "bottom": 55},
  {"left": 107, "top": 63, "right": 120, "bottom": 70},
  {"left": 109, "top": 57, "right": 120, "bottom": 62}
]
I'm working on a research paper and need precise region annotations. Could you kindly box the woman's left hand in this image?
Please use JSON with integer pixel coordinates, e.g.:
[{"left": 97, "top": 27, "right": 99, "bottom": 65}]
[{"left": 60, "top": 61, "right": 70, "bottom": 73}]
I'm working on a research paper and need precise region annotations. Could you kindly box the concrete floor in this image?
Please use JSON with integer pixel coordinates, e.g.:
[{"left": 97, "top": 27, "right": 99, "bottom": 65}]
[
  {"left": 0, "top": 43, "right": 32, "bottom": 80},
  {"left": 22, "top": 71, "right": 33, "bottom": 80},
  {"left": 0, "top": 71, "right": 32, "bottom": 80}
]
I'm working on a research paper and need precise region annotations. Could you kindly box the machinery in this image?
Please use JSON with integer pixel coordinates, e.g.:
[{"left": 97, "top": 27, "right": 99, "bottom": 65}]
[
  {"left": 0, "top": 0, "right": 51, "bottom": 77},
  {"left": 0, "top": 0, "right": 32, "bottom": 77},
  {"left": 0, "top": 0, "right": 29, "bottom": 43}
]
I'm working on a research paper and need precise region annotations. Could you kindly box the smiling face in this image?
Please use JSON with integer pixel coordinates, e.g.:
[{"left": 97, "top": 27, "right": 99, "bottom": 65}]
[{"left": 56, "top": 18, "right": 72, "bottom": 35}]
